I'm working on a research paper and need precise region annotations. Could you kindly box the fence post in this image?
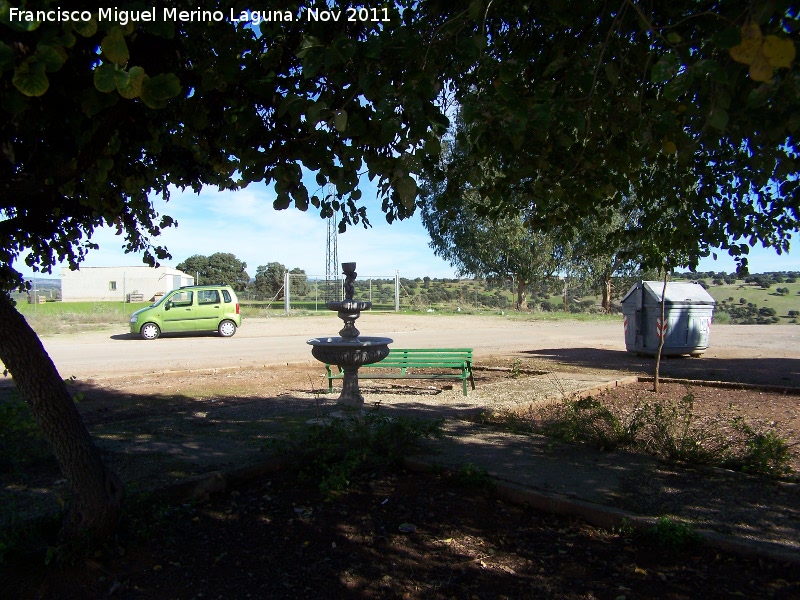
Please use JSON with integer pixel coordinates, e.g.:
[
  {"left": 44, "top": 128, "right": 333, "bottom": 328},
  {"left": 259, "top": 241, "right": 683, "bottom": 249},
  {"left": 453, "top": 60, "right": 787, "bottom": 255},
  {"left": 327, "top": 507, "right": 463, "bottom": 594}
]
[
  {"left": 395, "top": 271, "right": 400, "bottom": 312},
  {"left": 284, "top": 271, "right": 290, "bottom": 315}
]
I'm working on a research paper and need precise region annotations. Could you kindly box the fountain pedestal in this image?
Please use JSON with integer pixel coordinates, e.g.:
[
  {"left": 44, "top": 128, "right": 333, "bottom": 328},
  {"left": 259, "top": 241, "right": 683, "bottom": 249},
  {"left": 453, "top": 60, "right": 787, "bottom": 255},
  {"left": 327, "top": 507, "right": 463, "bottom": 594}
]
[{"left": 307, "top": 263, "right": 392, "bottom": 407}]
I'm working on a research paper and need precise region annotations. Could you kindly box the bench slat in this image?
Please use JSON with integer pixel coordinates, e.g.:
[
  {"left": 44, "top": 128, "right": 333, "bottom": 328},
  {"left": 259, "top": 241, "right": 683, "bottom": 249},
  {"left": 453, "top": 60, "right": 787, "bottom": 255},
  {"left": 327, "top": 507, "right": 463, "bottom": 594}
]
[{"left": 324, "top": 347, "right": 475, "bottom": 396}]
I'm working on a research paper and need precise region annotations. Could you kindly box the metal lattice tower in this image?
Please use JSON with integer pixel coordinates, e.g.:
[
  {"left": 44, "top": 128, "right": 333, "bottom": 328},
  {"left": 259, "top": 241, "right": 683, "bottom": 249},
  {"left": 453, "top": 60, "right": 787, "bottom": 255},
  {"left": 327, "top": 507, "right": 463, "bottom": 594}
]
[{"left": 324, "top": 183, "right": 339, "bottom": 301}]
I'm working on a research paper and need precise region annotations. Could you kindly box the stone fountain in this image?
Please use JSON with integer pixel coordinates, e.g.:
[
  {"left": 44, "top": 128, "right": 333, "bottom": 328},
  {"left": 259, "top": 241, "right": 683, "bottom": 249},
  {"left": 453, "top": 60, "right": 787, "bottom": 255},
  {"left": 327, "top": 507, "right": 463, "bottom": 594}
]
[{"left": 307, "top": 262, "right": 392, "bottom": 407}]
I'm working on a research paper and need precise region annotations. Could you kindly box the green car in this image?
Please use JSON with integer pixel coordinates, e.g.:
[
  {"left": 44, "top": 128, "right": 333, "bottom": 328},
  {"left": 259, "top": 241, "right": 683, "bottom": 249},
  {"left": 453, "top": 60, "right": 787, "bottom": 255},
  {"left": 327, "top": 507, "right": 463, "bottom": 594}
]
[{"left": 129, "top": 284, "right": 241, "bottom": 340}]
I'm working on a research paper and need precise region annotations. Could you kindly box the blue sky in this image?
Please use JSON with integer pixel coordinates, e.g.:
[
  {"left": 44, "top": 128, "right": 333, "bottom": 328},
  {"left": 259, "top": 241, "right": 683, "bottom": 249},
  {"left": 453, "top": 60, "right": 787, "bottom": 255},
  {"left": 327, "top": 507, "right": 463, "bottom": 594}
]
[{"left": 18, "top": 181, "right": 799, "bottom": 282}]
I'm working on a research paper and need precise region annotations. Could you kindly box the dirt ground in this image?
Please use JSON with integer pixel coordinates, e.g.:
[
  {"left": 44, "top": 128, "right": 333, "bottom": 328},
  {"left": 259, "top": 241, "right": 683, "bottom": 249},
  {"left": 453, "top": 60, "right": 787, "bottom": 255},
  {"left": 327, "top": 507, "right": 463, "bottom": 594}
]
[
  {"left": 2, "top": 320, "right": 800, "bottom": 599},
  {"left": 6, "top": 469, "right": 799, "bottom": 600}
]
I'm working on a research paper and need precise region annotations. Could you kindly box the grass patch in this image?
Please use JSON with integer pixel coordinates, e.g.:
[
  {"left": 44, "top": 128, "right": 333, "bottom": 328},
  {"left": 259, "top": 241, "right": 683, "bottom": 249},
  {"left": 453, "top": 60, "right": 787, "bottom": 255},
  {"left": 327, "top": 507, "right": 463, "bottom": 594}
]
[
  {"left": 15, "top": 301, "right": 151, "bottom": 335},
  {"left": 0, "top": 387, "right": 55, "bottom": 475}
]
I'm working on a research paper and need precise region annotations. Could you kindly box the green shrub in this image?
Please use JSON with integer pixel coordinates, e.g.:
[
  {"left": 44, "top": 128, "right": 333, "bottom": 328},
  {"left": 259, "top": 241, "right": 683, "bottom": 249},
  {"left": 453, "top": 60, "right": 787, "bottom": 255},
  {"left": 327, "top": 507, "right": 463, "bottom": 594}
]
[
  {"left": 645, "top": 517, "right": 701, "bottom": 551},
  {"left": 452, "top": 463, "right": 496, "bottom": 492},
  {"left": 635, "top": 393, "right": 729, "bottom": 465},
  {"left": 726, "top": 419, "right": 793, "bottom": 477},
  {"left": 537, "top": 396, "right": 639, "bottom": 451},
  {"left": 268, "top": 408, "right": 443, "bottom": 495},
  {"left": 493, "top": 389, "right": 794, "bottom": 479}
]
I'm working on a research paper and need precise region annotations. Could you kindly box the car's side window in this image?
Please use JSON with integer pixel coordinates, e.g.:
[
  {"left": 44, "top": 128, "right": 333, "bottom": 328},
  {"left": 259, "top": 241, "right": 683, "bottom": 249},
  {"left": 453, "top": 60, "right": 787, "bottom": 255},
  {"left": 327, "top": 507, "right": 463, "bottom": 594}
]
[
  {"left": 198, "top": 290, "right": 220, "bottom": 304},
  {"left": 222, "top": 290, "right": 232, "bottom": 303},
  {"left": 170, "top": 291, "right": 193, "bottom": 307}
]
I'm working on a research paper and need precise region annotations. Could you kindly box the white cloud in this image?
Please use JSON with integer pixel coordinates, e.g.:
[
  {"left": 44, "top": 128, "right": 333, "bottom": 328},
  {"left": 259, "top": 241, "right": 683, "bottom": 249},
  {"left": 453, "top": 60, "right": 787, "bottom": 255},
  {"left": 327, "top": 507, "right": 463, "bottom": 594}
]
[
  {"left": 17, "top": 181, "right": 796, "bottom": 281},
  {"left": 21, "top": 182, "right": 458, "bottom": 281}
]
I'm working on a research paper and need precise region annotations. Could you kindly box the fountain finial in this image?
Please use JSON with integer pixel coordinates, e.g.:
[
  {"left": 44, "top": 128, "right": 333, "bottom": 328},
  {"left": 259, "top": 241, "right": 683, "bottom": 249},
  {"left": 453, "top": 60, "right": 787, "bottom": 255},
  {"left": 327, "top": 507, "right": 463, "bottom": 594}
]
[{"left": 342, "top": 262, "right": 357, "bottom": 300}]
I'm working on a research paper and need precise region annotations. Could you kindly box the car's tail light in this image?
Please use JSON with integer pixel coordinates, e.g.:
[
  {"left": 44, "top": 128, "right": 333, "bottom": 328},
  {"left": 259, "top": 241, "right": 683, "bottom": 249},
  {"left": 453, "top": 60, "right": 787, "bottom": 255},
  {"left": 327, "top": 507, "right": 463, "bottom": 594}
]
[{"left": 236, "top": 303, "right": 240, "bottom": 314}]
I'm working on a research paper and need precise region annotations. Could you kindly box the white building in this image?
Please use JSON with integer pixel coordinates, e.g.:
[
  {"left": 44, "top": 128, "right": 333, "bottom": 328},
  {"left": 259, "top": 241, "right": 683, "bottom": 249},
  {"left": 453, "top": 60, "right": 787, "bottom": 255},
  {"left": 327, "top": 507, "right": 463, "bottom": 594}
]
[{"left": 61, "top": 266, "right": 194, "bottom": 302}]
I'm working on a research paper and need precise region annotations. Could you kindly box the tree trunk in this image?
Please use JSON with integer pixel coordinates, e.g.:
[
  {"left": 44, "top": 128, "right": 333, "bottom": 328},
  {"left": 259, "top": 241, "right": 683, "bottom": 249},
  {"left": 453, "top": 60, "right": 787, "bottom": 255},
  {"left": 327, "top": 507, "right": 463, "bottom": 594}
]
[
  {"left": 515, "top": 279, "right": 528, "bottom": 310},
  {"left": 0, "top": 294, "right": 124, "bottom": 539},
  {"left": 602, "top": 276, "right": 612, "bottom": 314},
  {"left": 653, "top": 273, "right": 668, "bottom": 393}
]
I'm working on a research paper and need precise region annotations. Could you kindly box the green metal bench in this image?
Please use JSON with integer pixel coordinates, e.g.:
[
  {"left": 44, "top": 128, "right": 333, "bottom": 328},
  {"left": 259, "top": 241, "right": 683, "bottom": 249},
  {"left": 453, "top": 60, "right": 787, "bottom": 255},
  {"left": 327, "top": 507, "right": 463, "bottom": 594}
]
[{"left": 324, "top": 348, "right": 475, "bottom": 396}]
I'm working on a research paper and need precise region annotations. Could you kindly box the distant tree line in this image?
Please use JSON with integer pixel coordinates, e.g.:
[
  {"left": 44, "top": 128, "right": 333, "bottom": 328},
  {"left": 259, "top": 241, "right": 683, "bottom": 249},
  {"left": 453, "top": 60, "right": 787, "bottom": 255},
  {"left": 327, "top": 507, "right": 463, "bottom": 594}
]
[{"left": 175, "top": 253, "right": 306, "bottom": 300}]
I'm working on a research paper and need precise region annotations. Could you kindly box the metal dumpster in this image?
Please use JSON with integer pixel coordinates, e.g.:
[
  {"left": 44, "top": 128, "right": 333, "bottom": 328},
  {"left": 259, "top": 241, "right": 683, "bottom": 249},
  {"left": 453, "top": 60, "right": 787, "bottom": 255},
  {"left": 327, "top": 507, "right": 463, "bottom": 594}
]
[{"left": 621, "top": 281, "right": 716, "bottom": 357}]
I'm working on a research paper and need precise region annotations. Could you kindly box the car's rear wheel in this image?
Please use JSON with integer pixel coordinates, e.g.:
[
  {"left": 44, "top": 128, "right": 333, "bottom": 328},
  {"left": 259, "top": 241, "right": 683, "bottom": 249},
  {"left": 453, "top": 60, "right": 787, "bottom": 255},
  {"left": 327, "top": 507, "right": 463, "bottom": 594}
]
[
  {"left": 140, "top": 323, "right": 161, "bottom": 340},
  {"left": 218, "top": 320, "right": 237, "bottom": 337}
]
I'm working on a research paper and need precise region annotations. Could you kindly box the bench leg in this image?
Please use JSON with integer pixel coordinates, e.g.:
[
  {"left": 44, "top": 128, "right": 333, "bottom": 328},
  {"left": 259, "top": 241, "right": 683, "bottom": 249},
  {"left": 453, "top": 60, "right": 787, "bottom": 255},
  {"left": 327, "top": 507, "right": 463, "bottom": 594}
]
[{"left": 324, "top": 365, "right": 334, "bottom": 393}]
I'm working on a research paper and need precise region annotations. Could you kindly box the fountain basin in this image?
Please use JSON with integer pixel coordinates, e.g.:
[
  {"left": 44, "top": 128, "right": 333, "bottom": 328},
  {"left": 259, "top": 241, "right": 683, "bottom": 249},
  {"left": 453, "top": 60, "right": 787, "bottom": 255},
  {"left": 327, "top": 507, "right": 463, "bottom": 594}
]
[
  {"left": 307, "top": 336, "right": 393, "bottom": 366},
  {"left": 307, "top": 336, "right": 393, "bottom": 407},
  {"left": 327, "top": 300, "right": 372, "bottom": 312}
]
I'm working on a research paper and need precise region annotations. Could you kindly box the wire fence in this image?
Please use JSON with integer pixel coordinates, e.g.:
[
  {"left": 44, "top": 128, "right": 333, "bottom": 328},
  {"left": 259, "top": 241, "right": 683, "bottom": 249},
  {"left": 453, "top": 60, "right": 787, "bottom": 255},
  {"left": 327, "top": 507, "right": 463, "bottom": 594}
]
[{"left": 284, "top": 273, "right": 400, "bottom": 312}]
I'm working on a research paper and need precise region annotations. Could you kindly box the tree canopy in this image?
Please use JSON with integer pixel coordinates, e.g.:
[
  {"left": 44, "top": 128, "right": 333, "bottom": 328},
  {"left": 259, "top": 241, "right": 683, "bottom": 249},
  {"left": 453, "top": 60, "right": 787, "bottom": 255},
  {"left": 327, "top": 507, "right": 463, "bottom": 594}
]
[
  {"left": 252, "top": 262, "right": 287, "bottom": 299},
  {"left": 176, "top": 253, "right": 250, "bottom": 291},
  {"left": 0, "top": 0, "right": 449, "bottom": 291},
  {"left": 420, "top": 182, "right": 564, "bottom": 310},
  {"left": 420, "top": 0, "right": 799, "bottom": 271}
]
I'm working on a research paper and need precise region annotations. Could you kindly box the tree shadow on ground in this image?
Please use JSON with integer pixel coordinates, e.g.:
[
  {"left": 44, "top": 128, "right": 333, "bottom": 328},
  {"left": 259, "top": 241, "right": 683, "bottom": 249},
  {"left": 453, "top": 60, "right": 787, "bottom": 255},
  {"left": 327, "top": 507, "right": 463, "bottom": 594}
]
[
  {"left": 3, "top": 373, "right": 800, "bottom": 572},
  {"left": 522, "top": 347, "right": 800, "bottom": 388}
]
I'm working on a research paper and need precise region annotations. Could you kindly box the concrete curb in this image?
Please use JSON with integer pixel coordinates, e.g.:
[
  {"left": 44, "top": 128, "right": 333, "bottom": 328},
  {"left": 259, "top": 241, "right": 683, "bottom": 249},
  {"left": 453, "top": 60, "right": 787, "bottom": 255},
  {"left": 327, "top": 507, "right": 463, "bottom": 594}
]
[
  {"left": 637, "top": 376, "right": 800, "bottom": 396},
  {"left": 403, "top": 457, "right": 800, "bottom": 567},
  {"left": 570, "top": 376, "right": 640, "bottom": 399}
]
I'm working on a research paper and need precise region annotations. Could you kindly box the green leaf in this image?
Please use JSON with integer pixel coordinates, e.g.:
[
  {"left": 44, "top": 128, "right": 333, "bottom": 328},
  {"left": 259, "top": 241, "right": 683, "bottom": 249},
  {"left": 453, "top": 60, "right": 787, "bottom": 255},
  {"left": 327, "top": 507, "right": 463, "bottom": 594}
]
[
  {"left": 140, "top": 73, "right": 181, "bottom": 108},
  {"left": 663, "top": 71, "right": 694, "bottom": 102},
  {"left": 36, "top": 44, "right": 66, "bottom": 73},
  {"left": 333, "top": 109, "right": 348, "bottom": 132},
  {"left": 332, "top": 36, "right": 356, "bottom": 61},
  {"left": 604, "top": 62, "right": 620, "bottom": 86},
  {"left": 96, "top": 157, "right": 114, "bottom": 172},
  {"left": 0, "top": 41, "right": 13, "bottom": 71},
  {"left": 306, "top": 99, "right": 328, "bottom": 125},
  {"left": 493, "top": 80, "right": 517, "bottom": 102},
  {"left": 295, "top": 36, "right": 323, "bottom": 59},
  {"left": 499, "top": 62, "right": 518, "bottom": 83},
  {"left": 93, "top": 63, "right": 117, "bottom": 93},
  {"left": 116, "top": 66, "right": 145, "bottom": 99},
  {"left": 396, "top": 175, "right": 417, "bottom": 210},
  {"left": 746, "top": 84, "right": 772, "bottom": 108},
  {"left": 708, "top": 108, "right": 729, "bottom": 130},
  {"left": 72, "top": 17, "right": 98, "bottom": 37},
  {"left": 302, "top": 50, "right": 324, "bottom": 78},
  {"left": 651, "top": 52, "right": 680, "bottom": 83},
  {"left": 273, "top": 193, "right": 291, "bottom": 210},
  {"left": 1, "top": 89, "right": 29, "bottom": 115},
  {"left": 101, "top": 27, "right": 130, "bottom": 65},
  {"left": 292, "top": 187, "right": 309, "bottom": 211},
  {"left": 12, "top": 59, "right": 48, "bottom": 97},
  {"left": 277, "top": 94, "right": 302, "bottom": 118}
]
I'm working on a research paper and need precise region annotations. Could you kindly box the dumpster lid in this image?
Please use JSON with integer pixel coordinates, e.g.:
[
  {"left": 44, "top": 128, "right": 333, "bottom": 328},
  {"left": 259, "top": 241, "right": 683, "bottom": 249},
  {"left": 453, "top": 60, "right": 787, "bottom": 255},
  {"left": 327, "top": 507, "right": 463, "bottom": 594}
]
[{"left": 621, "top": 281, "right": 716, "bottom": 305}]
